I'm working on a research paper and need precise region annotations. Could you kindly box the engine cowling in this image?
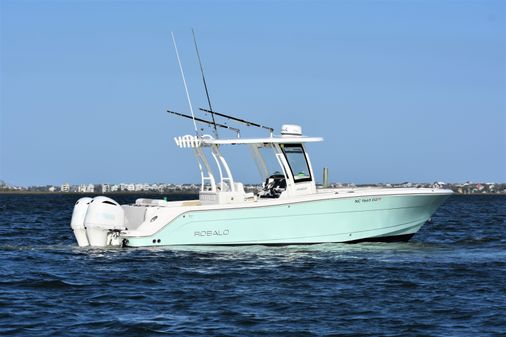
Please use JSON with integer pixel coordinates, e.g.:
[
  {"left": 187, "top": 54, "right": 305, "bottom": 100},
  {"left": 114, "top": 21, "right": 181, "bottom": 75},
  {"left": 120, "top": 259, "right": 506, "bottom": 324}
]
[
  {"left": 70, "top": 197, "right": 93, "bottom": 247},
  {"left": 84, "top": 196, "right": 125, "bottom": 247}
]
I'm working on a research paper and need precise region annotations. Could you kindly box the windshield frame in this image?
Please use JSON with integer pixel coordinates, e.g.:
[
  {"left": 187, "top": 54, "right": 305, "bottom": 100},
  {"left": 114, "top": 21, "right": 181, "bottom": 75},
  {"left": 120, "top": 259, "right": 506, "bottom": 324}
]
[{"left": 280, "top": 143, "right": 312, "bottom": 183}]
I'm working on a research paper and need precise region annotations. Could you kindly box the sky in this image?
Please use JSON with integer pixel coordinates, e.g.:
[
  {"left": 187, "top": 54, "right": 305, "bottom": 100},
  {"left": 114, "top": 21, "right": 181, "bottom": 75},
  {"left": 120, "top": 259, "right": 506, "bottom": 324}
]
[{"left": 1, "top": 0, "right": 505, "bottom": 186}]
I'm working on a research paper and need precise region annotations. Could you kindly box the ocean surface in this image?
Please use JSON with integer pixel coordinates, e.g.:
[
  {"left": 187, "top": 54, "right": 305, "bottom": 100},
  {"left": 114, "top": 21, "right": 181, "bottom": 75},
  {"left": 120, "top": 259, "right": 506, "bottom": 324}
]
[{"left": 0, "top": 193, "right": 505, "bottom": 336}]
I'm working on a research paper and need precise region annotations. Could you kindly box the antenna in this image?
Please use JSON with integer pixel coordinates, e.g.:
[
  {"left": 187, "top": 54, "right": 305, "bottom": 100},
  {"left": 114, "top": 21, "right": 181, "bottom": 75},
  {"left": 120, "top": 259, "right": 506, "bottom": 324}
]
[
  {"left": 171, "top": 32, "right": 198, "bottom": 135},
  {"left": 199, "top": 108, "right": 274, "bottom": 136},
  {"left": 192, "top": 28, "right": 219, "bottom": 138}
]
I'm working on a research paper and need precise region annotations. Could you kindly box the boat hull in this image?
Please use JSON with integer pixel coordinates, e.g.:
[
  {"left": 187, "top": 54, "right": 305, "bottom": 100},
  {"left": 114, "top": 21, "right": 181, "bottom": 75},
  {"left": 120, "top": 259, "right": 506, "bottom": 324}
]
[{"left": 124, "top": 192, "right": 449, "bottom": 247}]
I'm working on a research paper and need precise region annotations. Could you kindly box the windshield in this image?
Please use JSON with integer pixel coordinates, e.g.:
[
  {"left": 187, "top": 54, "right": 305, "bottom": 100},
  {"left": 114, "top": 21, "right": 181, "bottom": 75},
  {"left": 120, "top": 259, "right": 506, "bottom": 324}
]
[{"left": 281, "top": 144, "right": 311, "bottom": 182}]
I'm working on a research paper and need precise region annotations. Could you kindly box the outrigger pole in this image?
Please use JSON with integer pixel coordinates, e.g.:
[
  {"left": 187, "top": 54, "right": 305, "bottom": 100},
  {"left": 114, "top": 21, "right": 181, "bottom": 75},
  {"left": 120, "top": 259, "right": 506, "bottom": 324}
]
[
  {"left": 167, "top": 110, "right": 240, "bottom": 137},
  {"left": 171, "top": 32, "right": 198, "bottom": 136},
  {"left": 199, "top": 108, "right": 274, "bottom": 136},
  {"left": 170, "top": 30, "right": 273, "bottom": 138},
  {"left": 192, "top": 28, "right": 219, "bottom": 138}
]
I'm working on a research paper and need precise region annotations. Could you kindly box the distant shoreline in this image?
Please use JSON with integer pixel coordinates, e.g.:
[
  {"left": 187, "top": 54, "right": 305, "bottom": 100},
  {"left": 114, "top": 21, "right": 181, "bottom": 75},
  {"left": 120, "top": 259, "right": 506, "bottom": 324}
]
[
  {"left": 0, "top": 191, "right": 199, "bottom": 195},
  {"left": 1, "top": 191, "right": 504, "bottom": 196}
]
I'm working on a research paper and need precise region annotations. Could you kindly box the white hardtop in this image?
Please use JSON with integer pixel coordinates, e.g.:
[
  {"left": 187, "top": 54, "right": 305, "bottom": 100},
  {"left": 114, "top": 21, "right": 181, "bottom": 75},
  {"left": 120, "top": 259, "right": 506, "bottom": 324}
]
[
  {"left": 174, "top": 134, "right": 323, "bottom": 148},
  {"left": 203, "top": 135, "right": 323, "bottom": 145}
]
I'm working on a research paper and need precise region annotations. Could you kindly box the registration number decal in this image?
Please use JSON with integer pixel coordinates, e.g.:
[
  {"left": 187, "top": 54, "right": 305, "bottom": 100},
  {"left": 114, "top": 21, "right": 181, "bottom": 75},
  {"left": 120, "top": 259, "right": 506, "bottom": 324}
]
[{"left": 354, "top": 197, "right": 382, "bottom": 204}]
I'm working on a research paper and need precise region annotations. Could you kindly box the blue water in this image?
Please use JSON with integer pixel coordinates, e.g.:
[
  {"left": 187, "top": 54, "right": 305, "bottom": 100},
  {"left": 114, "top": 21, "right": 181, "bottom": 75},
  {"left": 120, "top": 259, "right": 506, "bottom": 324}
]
[{"left": 0, "top": 194, "right": 505, "bottom": 336}]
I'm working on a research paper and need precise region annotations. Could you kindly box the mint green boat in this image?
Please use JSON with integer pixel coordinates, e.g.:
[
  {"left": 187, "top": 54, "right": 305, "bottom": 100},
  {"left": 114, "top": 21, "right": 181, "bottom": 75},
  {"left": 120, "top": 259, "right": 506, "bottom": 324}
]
[
  {"left": 69, "top": 33, "right": 451, "bottom": 248},
  {"left": 70, "top": 124, "right": 452, "bottom": 248}
]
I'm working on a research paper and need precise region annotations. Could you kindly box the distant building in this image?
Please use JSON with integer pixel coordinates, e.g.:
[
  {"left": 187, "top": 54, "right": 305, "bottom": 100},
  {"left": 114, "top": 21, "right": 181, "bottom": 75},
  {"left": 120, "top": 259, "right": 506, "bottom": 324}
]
[
  {"left": 48, "top": 186, "right": 56, "bottom": 192},
  {"left": 77, "top": 184, "right": 94, "bottom": 193},
  {"left": 61, "top": 183, "right": 70, "bottom": 192},
  {"left": 101, "top": 184, "right": 110, "bottom": 193}
]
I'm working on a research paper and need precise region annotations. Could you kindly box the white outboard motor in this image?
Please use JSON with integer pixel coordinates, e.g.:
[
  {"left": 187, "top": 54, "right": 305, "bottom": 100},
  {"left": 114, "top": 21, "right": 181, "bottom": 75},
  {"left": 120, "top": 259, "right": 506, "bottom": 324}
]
[
  {"left": 70, "top": 197, "right": 93, "bottom": 247},
  {"left": 84, "top": 196, "right": 125, "bottom": 247}
]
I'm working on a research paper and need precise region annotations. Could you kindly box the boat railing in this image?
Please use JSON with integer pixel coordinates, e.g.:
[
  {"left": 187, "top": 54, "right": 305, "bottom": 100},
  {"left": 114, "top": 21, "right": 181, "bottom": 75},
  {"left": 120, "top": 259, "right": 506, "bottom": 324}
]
[{"left": 174, "top": 134, "right": 215, "bottom": 148}]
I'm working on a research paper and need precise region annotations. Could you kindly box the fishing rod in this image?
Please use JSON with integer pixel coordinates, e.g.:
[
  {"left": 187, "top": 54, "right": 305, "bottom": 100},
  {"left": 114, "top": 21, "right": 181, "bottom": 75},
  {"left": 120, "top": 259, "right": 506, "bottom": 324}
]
[
  {"left": 167, "top": 110, "right": 240, "bottom": 136},
  {"left": 199, "top": 108, "right": 274, "bottom": 135},
  {"left": 192, "top": 28, "right": 218, "bottom": 138},
  {"left": 171, "top": 32, "right": 198, "bottom": 136}
]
